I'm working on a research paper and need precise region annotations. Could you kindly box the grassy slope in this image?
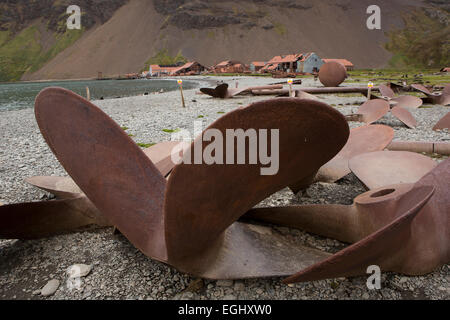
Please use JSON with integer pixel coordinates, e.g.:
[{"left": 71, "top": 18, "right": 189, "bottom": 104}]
[
  {"left": 348, "top": 69, "right": 450, "bottom": 86},
  {"left": 385, "top": 8, "right": 450, "bottom": 69},
  {"left": 0, "top": 24, "right": 83, "bottom": 82},
  {"left": 143, "top": 48, "right": 187, "bottom": 70}
]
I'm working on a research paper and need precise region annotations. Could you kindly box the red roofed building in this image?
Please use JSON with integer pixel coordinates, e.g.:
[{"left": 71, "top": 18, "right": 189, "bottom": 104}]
[
  {"left": 213, "top": 60, "right": 248, "bottom": 73},
  {"left": 322, "top": 59, "right": 355, "bottom": 71},
  {"left": 266, "top": 54, "right": 302, "bottom": 72},
  {"left": 149, "top": 65, "right": 179, "bottom": 76},
  {"left": 261, "top": 53, "right": 324, "bottom": 74},
  {"left": 171, "top": 61, "right": 206, "bottom": 75},
  {"left": 250, "top": 61, "right": 266, "bottom": 73}
]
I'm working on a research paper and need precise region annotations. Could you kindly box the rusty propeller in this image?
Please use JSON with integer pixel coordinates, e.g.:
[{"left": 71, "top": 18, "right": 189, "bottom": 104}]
[
  {"left": 245, "top": 157, "right": 449, "bottom": 282},
  {"left": 346, "top": 98, "right": 417, "bottom": 128},
  {"left": 26, "top": 87, "right": 351, "bottom": 279},
  {"left": 311, "top": 124, "right": 394, "bottom": 184},
  {"left": 348, "top": 151, "right": 437, "bottom": 189},
  {"left": 377, "top": 84, "right": 423, "bottom": 109},
  {"left": 411, "top": 83, "right": 450, "bottom": 106},
  {"left": 0, "top": 141, "right": 184, "bottom": 239}
]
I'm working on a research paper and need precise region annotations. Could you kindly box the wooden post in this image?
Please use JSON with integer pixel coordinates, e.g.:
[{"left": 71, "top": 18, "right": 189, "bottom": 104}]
[
  {"left": 288, "top": 79, "right": 293, "bottom": 97},
  {"left": 178, "top": 79, "right": 186, "bottom": 108},
  {"left": 367, "top": 81, "right": 374, "bottom": 100},
  {"left": 86, "top": 87, "right": 91, "bottom": 101}
]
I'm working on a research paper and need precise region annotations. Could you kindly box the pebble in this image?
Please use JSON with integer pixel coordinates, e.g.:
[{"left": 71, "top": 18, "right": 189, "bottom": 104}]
[
  {"left": 67, "top": 264, "right": 92, "bottom": 278},
  {"left": 234, "top": 282, "right": 245, "bottom": 291},
  {"left": 41, "top": 279, "right": 60, "bottom": 297},
  {"left": 217, "top": 280, "right": 233, "bottom": 287},
  {"left": 399, "top": 277, "right": 408, "bottom": 284}
]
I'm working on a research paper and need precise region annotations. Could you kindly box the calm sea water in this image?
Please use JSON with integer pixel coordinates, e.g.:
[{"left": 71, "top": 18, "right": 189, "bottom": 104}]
[{"left": 0, "top": 79, "right": 199, "bottom": 112}]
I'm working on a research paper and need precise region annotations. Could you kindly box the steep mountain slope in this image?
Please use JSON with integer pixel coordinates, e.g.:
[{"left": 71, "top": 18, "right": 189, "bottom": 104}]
[
  {"left": 0, "top": 0, "right": 127, "bottom": 81},
  {"left": 0, "top": 0, "right": 448, "bottom": 81}
]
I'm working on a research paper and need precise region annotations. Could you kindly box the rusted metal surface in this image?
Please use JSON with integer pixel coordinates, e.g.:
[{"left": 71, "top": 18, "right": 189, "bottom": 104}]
[
  {"left": 345, "top": 99, "right": 390, "bottom": 124},
  {"left": 390, "top": 95, "right": 423, "bottom": 109},
  {"left": 246, "top": 185, "right": 436, "bottom": 282},
  {"left": 378, "top": 84, "right": 395, "bottom": 99},
  {"left": 433, "top": 111, "right": 450, "bottom": 131},
  {"left": 172, "top": 222, "right": 331, "bottom": 279},
  {"left": 247, "top": 158, "right": 450, "bottom": 282},
  {"left": 295, "top": 90, "right": 318, "bottom": 100},
  {"left": 411, "top": 83, "right": 450, "bottom": 106},
  {"left": 26, "top": 176, "right": 82, "bottom": 199},
  {"left": 283, "top": 185, "right": 435, "bottom": 283},
  {"left": 5, "top": 86, "right": 448, "bottom": 283},
  {"left": 1, "top": 139, "right": 183, "bottom": 240},
  {"left": 318, "top": 61, "right": 348, "bottom": 87},
  {"left": 346, "top": 99, "right": 417, "bottom": 128},
  {"left": 200, "top": 84, "right": 282, "bottom": 99},
  {"left": 349, "top": 151, "right": 437, "bottom": 189},
  {"left": 252, "top": 87, "right": 381, "bottom": 96},
  {"left": 28, "top": 89, "right": 350, "bottom": 280},
  {"left": 391, "top": 106, "right": 417, "bottom": 128},
  {"left": 142, "top": 141, "right": 186, "bottom": 177},
  {"left": 200, "top": 83, "right": 229, "bottom": 98},
  {"left": 26, "top": 141, "right": 183, "bottom": 201},
  {"left": 35, "top": 87, "right": 168, "bottom": 262},
  {"left": 371, "top": 84, "right": 424, "bottom": 109},
  {"left": 314, "top": 125, "right": 394, "bottom": 183},
  {"left": 387, "top": 141, "right": 450, "bottom": 156},
  {"left": 164, "top": 98, "right": 349, "bottom": 268},
  {"left": 411, "top": 83, "right": 431, "bottom": 95},
  {"left": 0, "top": 197, "right": 109, "bottom": 239}
]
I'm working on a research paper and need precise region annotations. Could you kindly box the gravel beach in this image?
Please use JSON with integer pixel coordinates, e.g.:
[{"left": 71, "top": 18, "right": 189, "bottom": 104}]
[{"left": 0, "top": 76, "right": 449, "bottom": 300}]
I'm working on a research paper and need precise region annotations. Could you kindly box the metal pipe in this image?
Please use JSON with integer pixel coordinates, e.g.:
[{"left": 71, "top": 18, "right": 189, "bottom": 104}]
[
  {"left": 252, "top": 86, "right": 381, "bottom": 95},
  {"left": 387, "top": 141, "right": 450, "bottom": 156}
]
